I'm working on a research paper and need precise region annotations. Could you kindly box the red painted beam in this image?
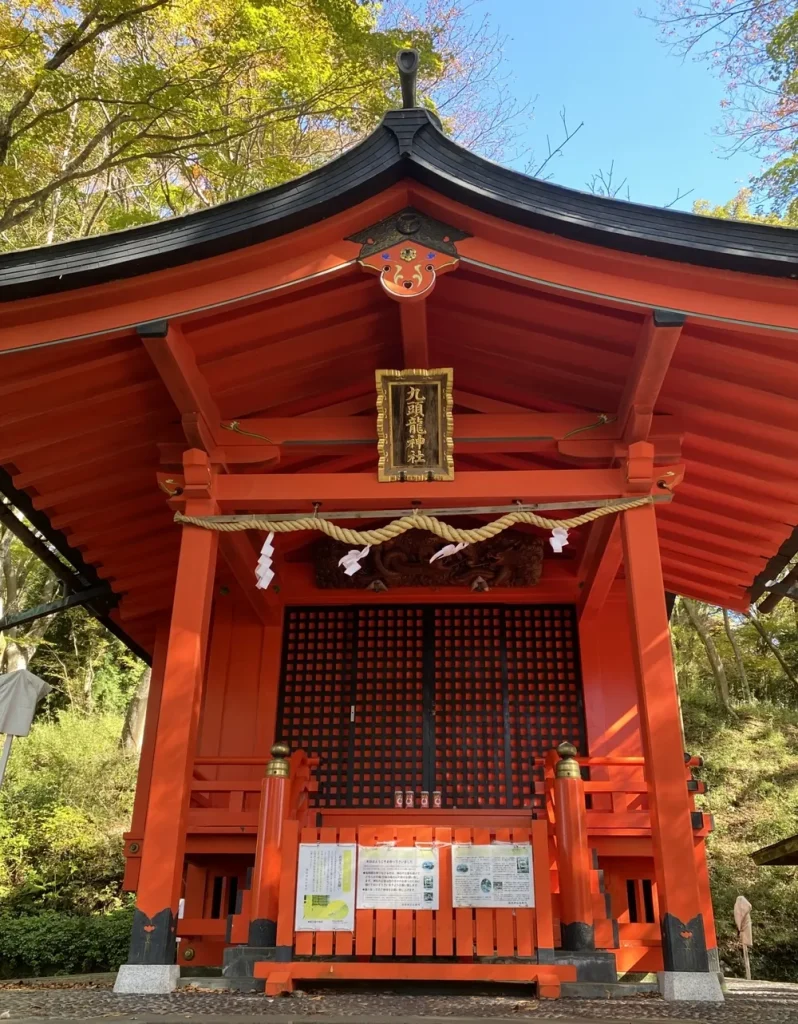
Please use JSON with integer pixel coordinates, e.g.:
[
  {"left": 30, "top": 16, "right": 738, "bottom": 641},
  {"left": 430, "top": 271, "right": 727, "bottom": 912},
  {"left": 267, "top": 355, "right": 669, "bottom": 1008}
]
[
  {"left": 685, "top": 458, "right": 798, "bottom": 506},
  {"left": 0, "top": 389, "right": 163, "bottom": 461},
  {"left": 212, "top": 467, "right": 667, "bottom": 511},
  {"left": 660, "top": 553, "right": 754, "bottom": 588},
  {"left": 659, "top": 503, "right": 787, "bottom": 546},
  {"left": 29, "top": 468, "right": 154, "bottom": 511},
  {"left": 209, "top": 312, "right": 387, "bottom": 395},
  {"left": 677, "top": 480, "right": 797, "bottom": 526},
  {"left": 218, "top": 531, "right": 281, "bottom": 626},
  {"left": 661, "top": 570, "right": 749, "bottom": 611},
  {"left": 189, "top": 277, "right": 377, "bottom": 355},
  {"left": 139, "top": 323, "right": 283, "bottom": 622},
  {"left": 577, "top": 516, "right": 623, "bottom": 621},
  {"left": 657, "top": 530, "right": 766, "bottom": 574},
  {"left": 662, "top": 398, "right": 798, "bottom": 461},
  {"left": 139, "top": 321, "right": 220, "bottom": 446},
  {"left": 222, "top": 413, "right": 680, "bottom": 447},
  {"left": 12, "top": 438, "right": 158, "bottom": 490},
  {"left": 617, "top": 311, "right": 685, "bottom": 443},
  {"left": 683, "top": 433, "right": 798, "bottom": 489}
]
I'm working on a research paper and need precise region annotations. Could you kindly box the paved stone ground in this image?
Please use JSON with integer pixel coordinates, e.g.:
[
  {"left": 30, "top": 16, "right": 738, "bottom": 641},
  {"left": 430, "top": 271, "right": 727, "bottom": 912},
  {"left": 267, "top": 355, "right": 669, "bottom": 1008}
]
[{"left": 0, "top": 983, "right": 797, "bottom": 1023}]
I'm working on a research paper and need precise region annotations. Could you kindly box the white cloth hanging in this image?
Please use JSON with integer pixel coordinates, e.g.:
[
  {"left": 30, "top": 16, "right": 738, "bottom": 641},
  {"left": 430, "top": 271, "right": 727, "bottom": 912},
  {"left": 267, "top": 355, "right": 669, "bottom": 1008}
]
[{"left": 0, "top": 669, "right": 52, "bottom": 737}]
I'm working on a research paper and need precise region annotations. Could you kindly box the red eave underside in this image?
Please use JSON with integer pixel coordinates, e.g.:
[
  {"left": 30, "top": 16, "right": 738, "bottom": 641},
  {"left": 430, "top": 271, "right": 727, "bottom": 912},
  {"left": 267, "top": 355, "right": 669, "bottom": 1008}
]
[{"left": 1, "top": 185, "right": 796, "bottom": 648}]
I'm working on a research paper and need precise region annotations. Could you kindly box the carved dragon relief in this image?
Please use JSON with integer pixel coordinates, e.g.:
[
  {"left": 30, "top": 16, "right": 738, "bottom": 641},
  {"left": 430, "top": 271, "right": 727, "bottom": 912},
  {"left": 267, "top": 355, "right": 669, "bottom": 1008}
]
[{"left": 314, "top": 529, "right": 544, "bottom": 590}]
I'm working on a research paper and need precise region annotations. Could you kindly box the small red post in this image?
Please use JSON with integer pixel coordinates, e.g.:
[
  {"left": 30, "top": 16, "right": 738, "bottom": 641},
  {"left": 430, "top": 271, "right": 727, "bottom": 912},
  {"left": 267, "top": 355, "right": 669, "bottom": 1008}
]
[
  {"left": 553, "top": 741, "right": 595, "bottom": 951},
  {"left": 248, "top": 743, "right": 291, "bottom": 947}
]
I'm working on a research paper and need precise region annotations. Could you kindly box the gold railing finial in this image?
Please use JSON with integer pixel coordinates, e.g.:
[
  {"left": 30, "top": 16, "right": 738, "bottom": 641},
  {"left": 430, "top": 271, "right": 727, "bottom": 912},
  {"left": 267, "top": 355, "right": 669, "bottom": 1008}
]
[
  {"left": 265, "top": 742, "right": 290, "bottom": 778},
  {"left": 555, "top": 741, "right": 581, "bottom": 779}
]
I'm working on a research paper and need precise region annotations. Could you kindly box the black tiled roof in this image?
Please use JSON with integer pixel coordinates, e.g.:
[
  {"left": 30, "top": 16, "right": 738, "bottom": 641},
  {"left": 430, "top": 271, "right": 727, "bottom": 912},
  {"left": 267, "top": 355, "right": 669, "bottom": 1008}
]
[{"left": 1, "top": 108, "right": 797, "bottom": 299}]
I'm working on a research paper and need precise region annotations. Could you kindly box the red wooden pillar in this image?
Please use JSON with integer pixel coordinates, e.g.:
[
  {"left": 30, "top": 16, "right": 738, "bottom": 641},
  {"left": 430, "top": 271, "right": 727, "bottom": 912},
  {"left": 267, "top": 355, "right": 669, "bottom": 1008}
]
[
  {"left": 553, "top": 742, "right": 594, "bottom": 950},
  {"left": 622, "top": 504, "right": 710, "bottom": 973},
  {"left": 122, "top": 621, "right": 169, "bottom": 893},
  {"left": 249, "top": 743, "right": 291, "bottom": 947},
  {"left": 127, "top": 450, "right": 219, "bottom": 965},
  {"left": 127, "top": 624, "right": 169, "bottom": 835}
]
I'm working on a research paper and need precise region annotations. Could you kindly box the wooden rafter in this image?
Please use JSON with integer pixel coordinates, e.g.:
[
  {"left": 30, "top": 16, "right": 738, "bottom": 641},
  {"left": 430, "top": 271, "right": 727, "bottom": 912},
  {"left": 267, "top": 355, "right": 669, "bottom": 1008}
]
[
  {"left": 138, "top": 321, "right": 280, "bottom": 624},
  {"left": 572, "top": 310, "right": 686, "bottom": 617},
  {"left": 138, "top": 321, "right": 220, "bottom": 450},
  {"left": 617, "top": 310, "right": 686, "bottom": 443},
  {"left": 577, "top": 516, "right": 623, "bottom": 621}
]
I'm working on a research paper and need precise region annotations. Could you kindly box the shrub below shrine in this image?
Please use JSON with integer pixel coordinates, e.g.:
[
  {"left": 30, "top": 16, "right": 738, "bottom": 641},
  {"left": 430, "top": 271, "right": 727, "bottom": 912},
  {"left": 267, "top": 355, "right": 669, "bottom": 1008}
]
[{"left": 0, "top": 910, "right": 133, "bottom": 977}]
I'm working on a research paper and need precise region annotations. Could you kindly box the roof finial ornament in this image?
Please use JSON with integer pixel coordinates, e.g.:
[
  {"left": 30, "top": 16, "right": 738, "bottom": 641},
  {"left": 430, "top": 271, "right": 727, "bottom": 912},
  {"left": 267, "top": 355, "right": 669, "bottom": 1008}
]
[{"left": 396, "top": 49, "right": 419, "bottom": 109}]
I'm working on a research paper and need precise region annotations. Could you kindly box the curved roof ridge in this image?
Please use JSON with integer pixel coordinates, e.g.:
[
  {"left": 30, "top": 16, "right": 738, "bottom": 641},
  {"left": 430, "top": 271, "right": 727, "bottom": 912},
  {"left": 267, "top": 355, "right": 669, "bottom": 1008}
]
[{"left": 1, "top": 107, "right": 797, "bottom": 300}]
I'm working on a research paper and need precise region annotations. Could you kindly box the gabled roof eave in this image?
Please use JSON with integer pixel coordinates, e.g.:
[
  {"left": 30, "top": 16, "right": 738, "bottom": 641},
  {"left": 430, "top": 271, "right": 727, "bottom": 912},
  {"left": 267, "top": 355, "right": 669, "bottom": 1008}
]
[{"left": 1, "top": 107, "right": 798, "bottom": 302}]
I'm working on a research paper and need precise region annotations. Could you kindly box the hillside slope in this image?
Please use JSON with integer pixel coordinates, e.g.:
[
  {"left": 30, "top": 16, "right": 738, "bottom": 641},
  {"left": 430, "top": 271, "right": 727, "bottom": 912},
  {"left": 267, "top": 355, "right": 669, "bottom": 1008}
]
[{"left": 684, "top": 688, "right": 798, "bottom": 980}]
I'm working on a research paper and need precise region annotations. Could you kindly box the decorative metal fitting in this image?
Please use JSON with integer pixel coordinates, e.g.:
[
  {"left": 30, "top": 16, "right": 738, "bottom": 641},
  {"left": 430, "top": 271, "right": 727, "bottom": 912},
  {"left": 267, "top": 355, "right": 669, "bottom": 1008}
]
[
  {"left": 182, "top": 946, "right": 195, "bottom": 961},
  {"left": 555, "top": 740, "right": 582, "bottom": 779},
  {"left": 265, "top": 742, "right": 291, "bottom": 778},
  {"left": 396, "top": 49, "right": 419, "bottom": 109},
  {"left": 128, "top": 842, "right": 140, "bottom": 854}
]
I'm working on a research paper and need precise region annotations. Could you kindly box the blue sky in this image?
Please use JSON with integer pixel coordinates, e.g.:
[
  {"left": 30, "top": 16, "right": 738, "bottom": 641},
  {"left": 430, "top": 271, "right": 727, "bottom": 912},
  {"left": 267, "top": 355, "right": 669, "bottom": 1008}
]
[{"left": 477, "top": 1, "right": 760, "bottom": 211}]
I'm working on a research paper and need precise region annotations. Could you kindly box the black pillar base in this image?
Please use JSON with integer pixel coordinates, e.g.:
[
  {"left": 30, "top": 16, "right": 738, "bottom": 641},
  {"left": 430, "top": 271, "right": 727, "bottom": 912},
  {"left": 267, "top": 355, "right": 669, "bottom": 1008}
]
[
  {"left": 553, "top": 949, "right": 617, "bottom": 983},
  {"left": 561, "top": 921, "right": 595, "bottom": 952},
  {"left": 222, "top": 945, "right": 277, "bottom": 993},
  {"left": 248, "top": 918, "right": 277, "bottom": 947},
  {"left": 662, "top": 912, "right": 710, "bottom": 973},
  {"left": 128, "top": 907, "right": 176, "bottom": 965}
]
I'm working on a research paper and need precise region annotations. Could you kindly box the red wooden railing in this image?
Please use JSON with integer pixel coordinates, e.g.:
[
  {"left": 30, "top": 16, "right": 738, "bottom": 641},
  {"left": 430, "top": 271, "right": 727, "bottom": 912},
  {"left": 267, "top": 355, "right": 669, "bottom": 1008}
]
[
  {"left": 255, "top": 819, "right": 575, "bottom": 996},
  {"left": 534, "top": 751, "right": 708, "bottom": 836},
  {"left": 223, "top": 750, "right": 317, "bottom": 945},
  {"left": 134, "top": 745, "right": 710, "bottom": 975},
  {"left": 186, "top": 753, "right": 318, "bottom": 830},
  {"left": 174, "top": 751, "right": 317, "bottom": 945}
]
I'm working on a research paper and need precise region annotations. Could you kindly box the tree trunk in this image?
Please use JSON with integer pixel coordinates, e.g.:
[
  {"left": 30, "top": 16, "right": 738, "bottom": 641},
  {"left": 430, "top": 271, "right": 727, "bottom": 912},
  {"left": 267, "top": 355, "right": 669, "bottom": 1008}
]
[
  {"left": 746, "top": 611, "right": 798, "bottom": 687},
  {"left": 723, "top": 608, "right": 752, "bottom": 701},
  {"left": 1, "top": 522, "right": 59, "bottom": 673},
  {"left": 682, "top": 599, "right": 736, "bottom": 716},
  {"left": 1, "top": 639, "right": 28, "bottom": 673},
  {"left": 669, "top": 596, "right": 686, "bottom": 743},
  {"left": 120, "top": 667, "right": 151, "bottom": 756}
]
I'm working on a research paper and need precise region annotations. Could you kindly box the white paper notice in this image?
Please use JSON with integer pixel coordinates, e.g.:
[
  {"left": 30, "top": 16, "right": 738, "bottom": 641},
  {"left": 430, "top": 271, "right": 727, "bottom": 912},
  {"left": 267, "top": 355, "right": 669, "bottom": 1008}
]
[
  {"left": 357, "top": 845, "right": 439, "bottom": 910},
  {"left": 452, "top": 843, "right": 534, "bottom": 908},
  {"left": 295, "top": 843, "right": 356, "bottom": 931}
]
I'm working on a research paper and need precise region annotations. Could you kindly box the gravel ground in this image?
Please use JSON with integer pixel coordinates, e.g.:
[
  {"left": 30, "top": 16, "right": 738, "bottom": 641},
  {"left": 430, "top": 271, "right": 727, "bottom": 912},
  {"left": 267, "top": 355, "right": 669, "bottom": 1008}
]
[{"left": 0, "top": 984, "right": 797, "bottom": 1023}]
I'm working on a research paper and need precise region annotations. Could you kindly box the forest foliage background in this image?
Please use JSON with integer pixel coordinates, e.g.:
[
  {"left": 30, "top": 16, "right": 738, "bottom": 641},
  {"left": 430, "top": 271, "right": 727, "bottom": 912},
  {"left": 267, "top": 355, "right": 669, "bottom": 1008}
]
[{"left": 2, "top": 0, "right": 798, "bottom": 981}]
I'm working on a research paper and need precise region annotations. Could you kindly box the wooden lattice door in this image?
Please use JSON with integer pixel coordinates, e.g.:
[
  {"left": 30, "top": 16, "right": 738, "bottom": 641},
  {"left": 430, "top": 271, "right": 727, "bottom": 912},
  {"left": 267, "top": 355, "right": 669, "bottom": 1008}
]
[{"left": 277, "top": 604, "right": 585, "bottom": 810}]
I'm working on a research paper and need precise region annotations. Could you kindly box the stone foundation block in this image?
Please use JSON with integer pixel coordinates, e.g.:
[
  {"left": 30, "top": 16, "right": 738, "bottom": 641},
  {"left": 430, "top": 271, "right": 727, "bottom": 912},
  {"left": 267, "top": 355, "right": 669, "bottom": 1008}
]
[
  {"left": 113, "top": 964, "right": 180, "bottom": 994},
  {"left": 658, "top": 971, "right": 724, "bottom": 1002}
]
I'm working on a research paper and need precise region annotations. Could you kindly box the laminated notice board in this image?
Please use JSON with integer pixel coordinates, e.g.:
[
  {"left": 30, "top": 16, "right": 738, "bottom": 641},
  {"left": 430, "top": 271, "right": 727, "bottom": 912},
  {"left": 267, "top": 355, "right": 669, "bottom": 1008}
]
[
  {"left": 357, "top": 845, "right": 439, "bottom": 911},
  {"left": 451, "top": 843, "right": 534, "bottom": 908},
  {"left": 295, "top": 843, "right": 356, "bottom": 931}
]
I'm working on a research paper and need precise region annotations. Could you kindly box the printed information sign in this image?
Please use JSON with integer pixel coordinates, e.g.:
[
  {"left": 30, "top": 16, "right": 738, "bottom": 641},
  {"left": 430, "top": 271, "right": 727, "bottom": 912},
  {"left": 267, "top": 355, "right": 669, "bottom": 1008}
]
[
  {"left": 357, "top": 844, "right": 439, "bottom": 910},
  {"left": 295, "top": 843, "right": 356, "bottom": 931},
  {"left": 451, "top": 843, "right": 534, "bottom": 908}
]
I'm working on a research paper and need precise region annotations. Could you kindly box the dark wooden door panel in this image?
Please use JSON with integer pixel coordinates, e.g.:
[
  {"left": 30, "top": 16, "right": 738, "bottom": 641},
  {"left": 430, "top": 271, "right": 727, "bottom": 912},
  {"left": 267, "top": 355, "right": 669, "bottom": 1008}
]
[{"left": 277, "top": 604, "right": 586, "bottom": 810}]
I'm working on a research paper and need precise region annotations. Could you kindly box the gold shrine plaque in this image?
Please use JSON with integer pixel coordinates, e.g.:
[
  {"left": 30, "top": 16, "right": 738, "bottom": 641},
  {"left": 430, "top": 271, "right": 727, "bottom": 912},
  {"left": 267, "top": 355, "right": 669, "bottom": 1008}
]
[{"left": 376, "top": 368, "right": 454, "bottom": 482}]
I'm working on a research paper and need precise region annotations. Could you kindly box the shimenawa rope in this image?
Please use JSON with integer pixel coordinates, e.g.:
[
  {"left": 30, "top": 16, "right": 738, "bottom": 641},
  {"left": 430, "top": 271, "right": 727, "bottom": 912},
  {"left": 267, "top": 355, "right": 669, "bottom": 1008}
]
[{"left": 174, "top": 495, "right": 653, "bottom": 547}]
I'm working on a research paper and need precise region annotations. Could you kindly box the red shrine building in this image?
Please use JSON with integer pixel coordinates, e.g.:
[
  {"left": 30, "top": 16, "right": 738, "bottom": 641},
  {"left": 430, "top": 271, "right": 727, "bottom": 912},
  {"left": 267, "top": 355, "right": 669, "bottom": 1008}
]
[{"left": 1, "top": 53, "right": 797, "bottom": 1003}]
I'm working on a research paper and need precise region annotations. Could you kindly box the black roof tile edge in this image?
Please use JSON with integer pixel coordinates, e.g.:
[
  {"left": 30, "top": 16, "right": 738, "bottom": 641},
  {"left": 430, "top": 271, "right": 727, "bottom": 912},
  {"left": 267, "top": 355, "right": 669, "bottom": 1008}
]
[
  {"left": 1, "top": 107, "right": 797, "bottom": 301},
  {"left": 0, "top": 467, "right": 152, "bottom": 663}
]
